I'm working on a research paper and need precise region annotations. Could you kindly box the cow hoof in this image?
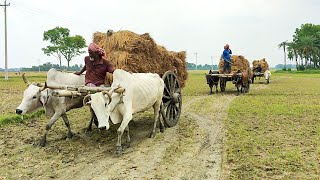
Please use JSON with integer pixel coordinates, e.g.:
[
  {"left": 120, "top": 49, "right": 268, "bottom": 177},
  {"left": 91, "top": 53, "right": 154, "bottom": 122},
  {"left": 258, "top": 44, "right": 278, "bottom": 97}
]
[
  {"left": 67, "top": 131, "right": 74, "bottom": 139},
  {"left": 115, "top": 146, "right": 123, "bottom": 156},
  {"left": 123, "top": 141, "right": 131, "bottom": 148},
  {"left": 40, "top": 139, "right": 46, "bottom": 147},
  {"left": 149, "top": 132, "right": 156, "bottom": 138},
  {"left": 86, "top": 127, "right": 92, "bottom": 133},
  {"left": 99, "top": 126, "right": 106, "bottom": 131}
]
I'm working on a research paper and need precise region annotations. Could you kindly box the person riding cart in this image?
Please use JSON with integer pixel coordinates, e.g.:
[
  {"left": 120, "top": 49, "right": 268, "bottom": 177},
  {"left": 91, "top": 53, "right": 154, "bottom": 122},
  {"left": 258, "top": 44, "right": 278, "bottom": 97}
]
[
  {"left": 222, "top": 44, "right": 232, "bottom": 74},
  {"left": 253, "top": 64, "right": 263, "bottom": 73}
]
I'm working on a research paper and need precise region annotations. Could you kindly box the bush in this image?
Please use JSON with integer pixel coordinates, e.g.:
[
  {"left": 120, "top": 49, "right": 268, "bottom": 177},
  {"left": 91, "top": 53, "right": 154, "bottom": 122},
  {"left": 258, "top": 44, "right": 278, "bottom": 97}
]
[
  {"left": 288, "top": 68, "right": 292, "bottom": 71},
  {"left": 282, "top": 68, "right": 287, "bottom": 71},
  {"left": 298, "top": 65, "right": 305, "bottom": 71}
]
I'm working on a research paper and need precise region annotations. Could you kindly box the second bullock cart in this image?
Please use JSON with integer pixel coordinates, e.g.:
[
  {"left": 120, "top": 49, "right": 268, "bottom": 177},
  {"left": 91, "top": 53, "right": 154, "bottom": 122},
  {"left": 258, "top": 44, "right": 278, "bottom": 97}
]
[{"left": 205, "top": 70, "right": 251, "bottom": 95}]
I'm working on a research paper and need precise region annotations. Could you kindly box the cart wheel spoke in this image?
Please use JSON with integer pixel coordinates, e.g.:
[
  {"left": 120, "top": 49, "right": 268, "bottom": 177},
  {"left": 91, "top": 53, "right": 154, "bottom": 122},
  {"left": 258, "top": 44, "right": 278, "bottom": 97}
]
[
  {"left": 163, "top": 95, "right": 171, "bottom": 100},
  {"left": 163, "top": 100, "right": 170, "bottom": 108},
  {"left": 164, "top": 85, "right": 170, "bottom": 95}
]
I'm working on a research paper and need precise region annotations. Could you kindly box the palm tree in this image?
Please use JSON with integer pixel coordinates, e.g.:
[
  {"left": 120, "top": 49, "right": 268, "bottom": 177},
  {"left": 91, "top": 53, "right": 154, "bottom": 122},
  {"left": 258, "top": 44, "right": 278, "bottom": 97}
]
[
  {"left": 297, "top": 35, "right": 317, "bottom": 68},
  {"left": 278, "top": 41, "right": 288, "bottom": 70},
  {"left": 287, "top": 42, "right": 299, "bottom": 70}
]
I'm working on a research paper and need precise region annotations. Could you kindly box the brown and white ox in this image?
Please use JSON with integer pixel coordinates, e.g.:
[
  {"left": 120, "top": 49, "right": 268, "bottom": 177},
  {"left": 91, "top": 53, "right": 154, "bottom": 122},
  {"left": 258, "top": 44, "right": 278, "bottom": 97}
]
[{"left": 232, "top": 69, "right": 250, "bottom": 95}]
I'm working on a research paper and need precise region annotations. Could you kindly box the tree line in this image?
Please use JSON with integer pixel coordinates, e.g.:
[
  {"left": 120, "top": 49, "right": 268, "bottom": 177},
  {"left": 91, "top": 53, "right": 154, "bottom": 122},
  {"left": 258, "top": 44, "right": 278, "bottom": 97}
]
[
  {"left": 279, "top": 23, "right": 320, "bottom": 70},
  {"left": 187, "top": 62, "right": 219, "bottom": 70},
  {"left": 20, "top": 62, "right": 82, "bottom": 72}
]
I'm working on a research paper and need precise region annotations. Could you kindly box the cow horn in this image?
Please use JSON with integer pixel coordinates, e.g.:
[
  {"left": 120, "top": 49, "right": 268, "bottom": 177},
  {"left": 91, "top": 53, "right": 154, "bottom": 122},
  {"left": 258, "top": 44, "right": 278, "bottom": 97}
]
[
  {"left": 22, "top": 73, "right": 31, "bottom": 85},
  {"left": 34, "top": 82, "right": 45, "bottom": 87},
  {"left": 39, "top": 82, "right": 47, "bottom": 91},
  {"left": 83, "top": 94, "right": 92, "bottom": 106},
  {"left": 102, "top": 91, "right": 112, "bottom": 105},
  {"left": 114, "top": 87, "right": 125, "bottom": 93}
]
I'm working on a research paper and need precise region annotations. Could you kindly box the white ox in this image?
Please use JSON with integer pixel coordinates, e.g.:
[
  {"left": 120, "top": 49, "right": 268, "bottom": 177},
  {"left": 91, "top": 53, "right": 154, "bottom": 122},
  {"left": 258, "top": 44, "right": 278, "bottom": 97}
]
[
  {"left": 83, "top": 69, "right": 165, "bottom": 155},
  {"left": 16, "top": 68, "right": 89, "bottom": 146},
  {"left": 264, "top": 70, "right": 271, "bottom": 84}
]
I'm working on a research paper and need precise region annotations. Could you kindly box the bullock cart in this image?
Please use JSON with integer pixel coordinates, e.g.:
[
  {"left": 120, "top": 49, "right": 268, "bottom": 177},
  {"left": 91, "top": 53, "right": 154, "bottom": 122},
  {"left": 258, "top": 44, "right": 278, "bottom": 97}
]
[
  {"left": 206, "top": 55, "right": 251, "bottom": 95},
  {"left": 45, "top": 70, "right": 182, "bottom": 127},
  {"left": 251, "top": 71, "right": 270, "bottom": 84},
  {"left": 251, "top": 58, "right": 270, "bottom": 84},
  {"left": 205, "top": 70, "right": 251, "bottom": 94}
]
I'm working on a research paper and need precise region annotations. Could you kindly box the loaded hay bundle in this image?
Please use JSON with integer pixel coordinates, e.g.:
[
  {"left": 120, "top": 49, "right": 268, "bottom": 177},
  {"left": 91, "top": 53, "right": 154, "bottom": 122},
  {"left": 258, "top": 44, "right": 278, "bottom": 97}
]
[
  {"left": 93, "top": 30, "right": 188, "bottom": 87},
  {"left": 252, "top": 58, "right": 269, "bottom": 72},
  {"left": 218, "top": 55, "right": 250, "bottom": 74}
]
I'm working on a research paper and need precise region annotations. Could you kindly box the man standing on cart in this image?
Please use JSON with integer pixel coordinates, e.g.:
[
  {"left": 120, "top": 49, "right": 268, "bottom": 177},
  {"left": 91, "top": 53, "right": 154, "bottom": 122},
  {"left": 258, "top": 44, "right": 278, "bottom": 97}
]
[{"left": 222, "top": 44, "right": 232, "bottom": 74}]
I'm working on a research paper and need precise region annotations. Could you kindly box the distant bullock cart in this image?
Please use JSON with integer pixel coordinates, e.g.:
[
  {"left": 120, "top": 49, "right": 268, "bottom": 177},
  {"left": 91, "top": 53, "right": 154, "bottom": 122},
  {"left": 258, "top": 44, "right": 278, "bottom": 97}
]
[
  {"left": 205, "top": 55, "right": 251, "bottom": 95},
  {"left": 251, "top": 58, "right": 270, "bottom": 84}
]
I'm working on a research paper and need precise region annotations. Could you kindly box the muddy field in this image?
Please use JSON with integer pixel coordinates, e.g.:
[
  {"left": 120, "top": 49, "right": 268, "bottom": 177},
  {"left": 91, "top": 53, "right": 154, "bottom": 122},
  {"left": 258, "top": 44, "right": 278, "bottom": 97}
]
[
  {"left": 0, "top": 71, "right": 271, "bottom": 180},
  {"left": 0, "top": 94, "right": 236, "bottom": 180}
]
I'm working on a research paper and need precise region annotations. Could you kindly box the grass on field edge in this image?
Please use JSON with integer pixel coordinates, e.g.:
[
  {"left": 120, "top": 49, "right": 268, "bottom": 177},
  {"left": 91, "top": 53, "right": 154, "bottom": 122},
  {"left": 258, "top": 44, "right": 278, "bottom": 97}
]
[
  {"left": 0, "top": 110, "right": 45, "bottom": 126},
  {"left": 274, "top": 69, "right": 320, "bottom": 74}
]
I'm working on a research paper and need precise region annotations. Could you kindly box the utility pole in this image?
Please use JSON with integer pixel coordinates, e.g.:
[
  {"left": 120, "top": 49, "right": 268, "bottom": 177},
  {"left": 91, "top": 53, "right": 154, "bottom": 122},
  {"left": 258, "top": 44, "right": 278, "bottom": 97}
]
[
  {"left": 194, "top": 52, "right": 198, "bottom": 71},
  {"left": 1, "top": 0, "right": 10, "bottom": 80}
]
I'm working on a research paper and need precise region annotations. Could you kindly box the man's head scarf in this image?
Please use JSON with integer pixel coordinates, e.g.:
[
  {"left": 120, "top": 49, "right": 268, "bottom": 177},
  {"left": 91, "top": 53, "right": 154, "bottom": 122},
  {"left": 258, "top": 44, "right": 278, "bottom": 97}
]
[{"left": 88, "top": 43, "right": 105, "bottom": 56}]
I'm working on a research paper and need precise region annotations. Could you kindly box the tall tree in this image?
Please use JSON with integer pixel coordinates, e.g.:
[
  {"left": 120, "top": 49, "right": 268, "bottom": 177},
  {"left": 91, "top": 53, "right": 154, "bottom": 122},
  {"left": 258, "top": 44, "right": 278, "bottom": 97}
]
[
  {"left": 287, "top": 42, "right": 299, "bottom": 70},
  {"left": 42, "top": 27, "right": 70, "bottom": 68},
  {"left": 42, "top": 27, "right": 86, "bottom": 69},
  {"left": 297, "top": 35, "right": 316, "bottom": 67},
  {"left": 278, "top": 41, "right": 288, "bottom": 70},
  {"left": 60, "top": 35, "right": 86, "bottom": 69}
]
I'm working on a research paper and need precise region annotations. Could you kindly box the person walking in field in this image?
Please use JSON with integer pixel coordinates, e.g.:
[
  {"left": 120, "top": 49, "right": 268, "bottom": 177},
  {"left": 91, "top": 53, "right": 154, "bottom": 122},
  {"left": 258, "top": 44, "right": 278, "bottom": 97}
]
[
  {"left": 74, "top": 43, "right": 115, "bottom": 87},
  {"left": 222, "top": 44, "right": 232, "bottom": 74}
]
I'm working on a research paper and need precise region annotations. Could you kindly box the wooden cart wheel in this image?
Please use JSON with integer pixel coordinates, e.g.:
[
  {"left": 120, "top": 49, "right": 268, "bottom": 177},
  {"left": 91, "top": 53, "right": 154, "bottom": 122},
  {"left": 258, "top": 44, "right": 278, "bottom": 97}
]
[
  {"left": 220, "top": 77, "right": 226, "bottom": 92},
  {"left": 161, "top": 71, "right": 182, "bottom": 127}
]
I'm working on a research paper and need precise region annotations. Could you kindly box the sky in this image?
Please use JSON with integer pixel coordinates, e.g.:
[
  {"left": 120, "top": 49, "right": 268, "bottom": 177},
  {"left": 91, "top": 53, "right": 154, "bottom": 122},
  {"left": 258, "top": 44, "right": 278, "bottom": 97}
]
[{"left": 0, "top": 0, "right": 320, "bottom": 69}]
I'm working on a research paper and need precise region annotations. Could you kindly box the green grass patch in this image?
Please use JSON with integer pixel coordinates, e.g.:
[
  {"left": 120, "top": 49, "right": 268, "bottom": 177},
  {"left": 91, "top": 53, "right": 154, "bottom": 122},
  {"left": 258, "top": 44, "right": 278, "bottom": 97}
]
[
  {"left": 224, "top": 73, "right": 320, "bottom": 179},
  {"left": 0, "top": 109, "right": 45, "bottom": 126}
]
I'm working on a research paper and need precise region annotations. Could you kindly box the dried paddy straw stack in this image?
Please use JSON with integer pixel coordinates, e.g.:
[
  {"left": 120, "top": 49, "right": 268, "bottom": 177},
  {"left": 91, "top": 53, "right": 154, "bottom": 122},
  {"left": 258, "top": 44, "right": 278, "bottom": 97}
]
[
  {"left": 252, "top": 58, "right": 269, "bottom": 72},
  {"left": 93, "top": 30, "right": 188, "bottom": 87},
  {"left": 219, "top": 55, "right": 250, "bottom": 74}
]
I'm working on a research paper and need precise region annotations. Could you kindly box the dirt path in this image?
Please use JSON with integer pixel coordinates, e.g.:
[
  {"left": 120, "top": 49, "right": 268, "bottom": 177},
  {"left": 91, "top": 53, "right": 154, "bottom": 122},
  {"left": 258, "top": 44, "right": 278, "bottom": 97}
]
[
  {"left": 3, "top": 85, "right": 273, "bottom": 179},
  {"left": 53, "top": 95, "right": 234, "bottom": 180}
]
